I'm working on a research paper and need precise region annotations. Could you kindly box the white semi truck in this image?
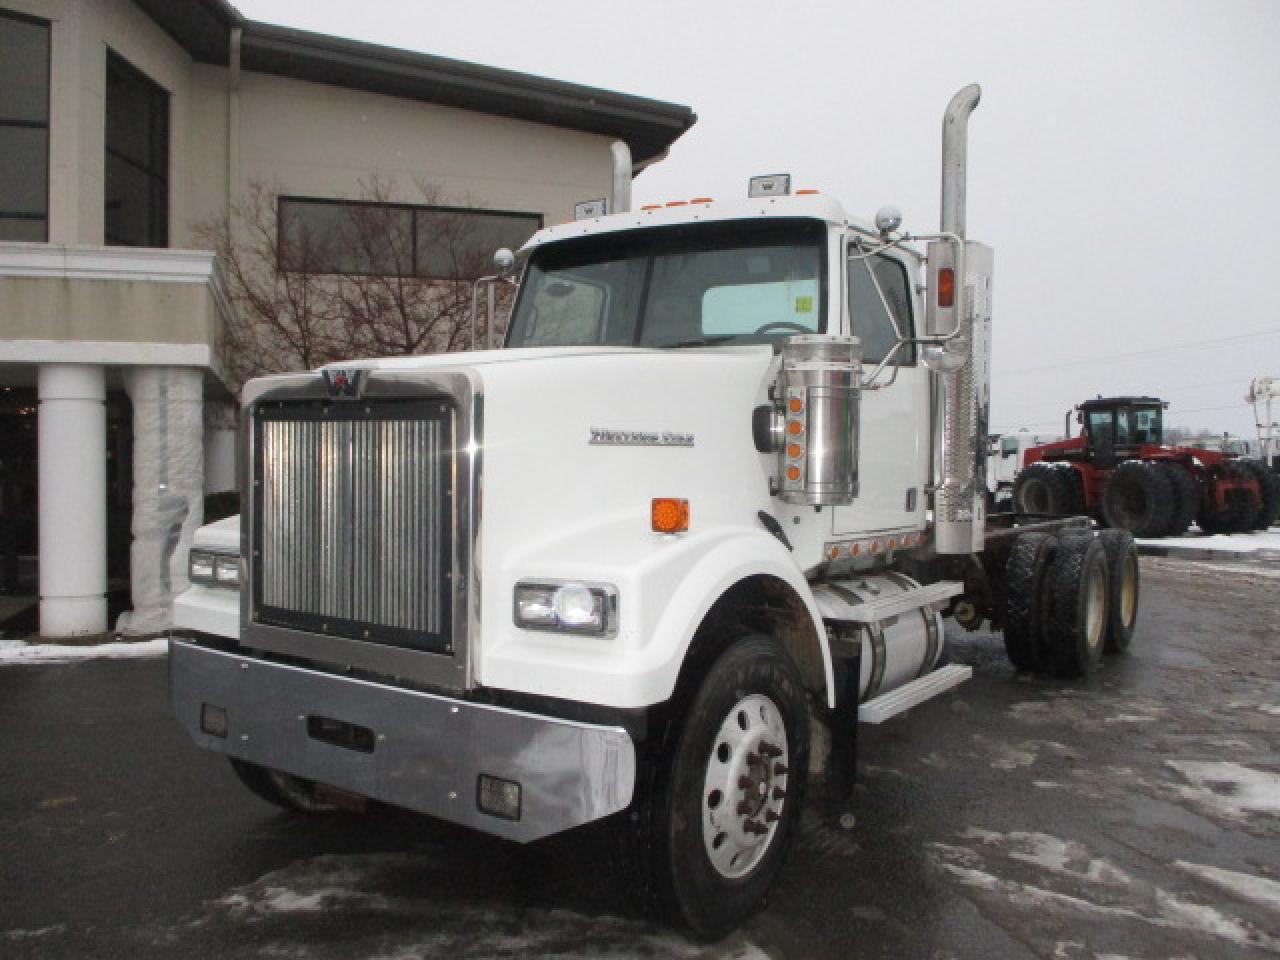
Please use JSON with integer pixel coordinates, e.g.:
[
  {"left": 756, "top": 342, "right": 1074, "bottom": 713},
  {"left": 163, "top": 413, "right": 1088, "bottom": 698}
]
[{"left": 170, "top": 85, "right": 1141, "bottom": 938}]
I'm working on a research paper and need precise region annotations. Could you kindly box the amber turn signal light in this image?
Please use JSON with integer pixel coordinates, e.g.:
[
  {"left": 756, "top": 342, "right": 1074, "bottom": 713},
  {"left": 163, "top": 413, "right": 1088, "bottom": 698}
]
[
  {"left": 652, "top": 498, "right": 690, "bottom": 534},
  {"left": 937, "top": 267, "right": 955, "bottom": 308}
]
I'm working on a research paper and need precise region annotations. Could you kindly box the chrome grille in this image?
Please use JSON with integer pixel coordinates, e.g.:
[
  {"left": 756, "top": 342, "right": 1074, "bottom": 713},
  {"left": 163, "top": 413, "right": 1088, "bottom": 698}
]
[{"left": 253, "top": 400, "right": 453, "bottom": 653}]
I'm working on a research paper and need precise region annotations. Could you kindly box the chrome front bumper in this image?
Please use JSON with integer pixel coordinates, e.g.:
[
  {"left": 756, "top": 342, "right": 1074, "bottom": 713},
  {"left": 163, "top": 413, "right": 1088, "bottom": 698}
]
[{"left": 170, "top": 638, "right": 636, "bottom": 842}]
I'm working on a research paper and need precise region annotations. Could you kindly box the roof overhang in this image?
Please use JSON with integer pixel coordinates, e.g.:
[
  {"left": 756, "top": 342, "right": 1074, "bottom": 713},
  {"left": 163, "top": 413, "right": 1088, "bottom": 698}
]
[{"left": 131, "top": 0, "right": 695, "bottom": 164}]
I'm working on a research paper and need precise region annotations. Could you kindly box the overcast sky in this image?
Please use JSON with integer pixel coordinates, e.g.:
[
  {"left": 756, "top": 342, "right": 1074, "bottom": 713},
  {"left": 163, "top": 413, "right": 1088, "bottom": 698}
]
[{"left": 239, "top": 0, "right": 1280, "bottom": 443}]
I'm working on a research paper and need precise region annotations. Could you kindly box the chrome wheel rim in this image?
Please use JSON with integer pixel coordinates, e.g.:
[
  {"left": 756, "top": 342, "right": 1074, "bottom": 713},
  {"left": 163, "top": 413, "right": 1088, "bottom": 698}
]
[
  {"left": 1084, "top": 564, "right": 1107, "bottom": 654},
  {"left": 701, "top": 693, "right": 790, "bottom": 879},
  {"left": 1120, "top": 554, "right": 1138, "bottom": 626}
]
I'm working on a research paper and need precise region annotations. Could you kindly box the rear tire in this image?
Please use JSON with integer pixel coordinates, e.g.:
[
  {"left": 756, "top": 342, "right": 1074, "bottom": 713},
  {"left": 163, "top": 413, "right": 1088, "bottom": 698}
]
[
  {"left": 1156, "top": 462, "right": 1198, "bottom": 537},
  {"left": 1101, "top": 461, "right": 1174, "bottom": 537},
  {"left": 1042, "top": 534, "right": 1110, "bottom": 678},
  {"left": 1013, "top": 463, "right": 1084, "bottom": 516},
  {"left": 1097, "top": 530, "right": 1139, "bottom": 654},
  {"left": 1002, "top": 532, "right": 1057, "bottom": 672},
  {"left": 646, "top": 635, "right": 809, "bottom": 940}
]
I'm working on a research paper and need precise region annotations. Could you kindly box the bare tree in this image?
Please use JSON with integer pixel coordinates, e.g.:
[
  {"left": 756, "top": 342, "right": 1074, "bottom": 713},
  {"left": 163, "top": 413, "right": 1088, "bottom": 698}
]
[{"left": 195, "top": 178, "right": 517, "bottom": 393}]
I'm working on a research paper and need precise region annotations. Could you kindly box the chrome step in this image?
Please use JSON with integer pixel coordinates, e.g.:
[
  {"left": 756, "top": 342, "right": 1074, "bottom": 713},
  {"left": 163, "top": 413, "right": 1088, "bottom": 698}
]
[
  {"left": 858, "top": 664, "right": 973, "bottom": 724},
  {"left": 820, "top": 580, "right": 963, "bottom": 624}
]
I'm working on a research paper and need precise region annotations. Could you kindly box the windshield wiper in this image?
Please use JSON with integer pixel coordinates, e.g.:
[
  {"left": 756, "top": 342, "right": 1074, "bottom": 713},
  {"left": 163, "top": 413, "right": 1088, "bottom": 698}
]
[{"left": 657, "top": 335, "right": 737, "bottom": 349}]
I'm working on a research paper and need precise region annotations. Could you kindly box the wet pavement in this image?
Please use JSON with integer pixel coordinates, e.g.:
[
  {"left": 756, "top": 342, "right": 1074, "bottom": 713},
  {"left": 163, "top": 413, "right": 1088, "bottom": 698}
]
[{"left": 0, "top": 557, "right": 1276, "bottom": 959}]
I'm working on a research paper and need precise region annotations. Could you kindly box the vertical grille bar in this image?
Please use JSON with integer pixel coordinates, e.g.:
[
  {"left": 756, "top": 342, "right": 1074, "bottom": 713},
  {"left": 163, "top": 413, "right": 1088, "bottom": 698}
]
[{"left": 254, "top": 400, "right": 453, "bottom": 653}]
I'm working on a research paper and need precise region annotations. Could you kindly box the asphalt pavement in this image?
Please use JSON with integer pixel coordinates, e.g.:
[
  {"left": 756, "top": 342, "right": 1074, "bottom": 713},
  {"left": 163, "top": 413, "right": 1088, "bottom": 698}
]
[{"left": 1, "top": 557, "right": 1277, "bottom": 959}]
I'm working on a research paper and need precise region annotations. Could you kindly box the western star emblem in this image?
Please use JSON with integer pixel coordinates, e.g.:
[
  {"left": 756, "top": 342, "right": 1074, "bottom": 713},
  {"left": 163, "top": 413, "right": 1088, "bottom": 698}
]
[{"left": 323, "top": 368, "right": 365, "bottom": 398}]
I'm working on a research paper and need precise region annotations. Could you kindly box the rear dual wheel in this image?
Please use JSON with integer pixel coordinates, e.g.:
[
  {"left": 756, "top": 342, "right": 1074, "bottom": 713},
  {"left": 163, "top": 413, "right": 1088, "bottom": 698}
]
[
  {"left": 1199, "top": 462, "right": 1260, "bottom": 534},
  {"left": 1002, "top": 530, "right": 1125, "bottom": 677},
  {"left": 1155, "top": 462, "right": 1198, "bottom": 538},
  {"left": 1239, "top": 460, "right": 1280, "bottom": 530},
  {"left": 1013, "top": 463, "right": 1084, "bottom": 516}
]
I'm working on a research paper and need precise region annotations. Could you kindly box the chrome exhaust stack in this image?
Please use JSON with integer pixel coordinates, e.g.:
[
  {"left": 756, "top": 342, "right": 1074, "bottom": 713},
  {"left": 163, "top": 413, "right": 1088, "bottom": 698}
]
[
  {"left": 610, "top": 140, "right": 632, "bottom": 214},
  {"left": 931, "top": 84, "right": 993, "bottom": 556}
]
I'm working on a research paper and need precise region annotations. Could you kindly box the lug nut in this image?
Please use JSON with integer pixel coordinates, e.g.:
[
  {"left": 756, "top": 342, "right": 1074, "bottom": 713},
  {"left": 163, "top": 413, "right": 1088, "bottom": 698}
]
[
  {"left": 737, "top": 801, "right": 752, "bottom": 816},
  {"left": 738, "top": 775, "right": 754, "bottom": 789},
  {"left": 772, "top": 786, "right": 788, "bottom": 801},
  {"left": 759, "top": 742, "right": 783, "bottom": 758},
  {"left": 774, "top": 763, "right": 789, "bottom": 776},
  {"left": 743, "top": 819, "right": 768, "bottom": 835},
  {"left": 765, "top": 809, "right": 780, "bottom": 823},
  {"left": 746, "top": 752, "right": 761, "bottom": 766}
]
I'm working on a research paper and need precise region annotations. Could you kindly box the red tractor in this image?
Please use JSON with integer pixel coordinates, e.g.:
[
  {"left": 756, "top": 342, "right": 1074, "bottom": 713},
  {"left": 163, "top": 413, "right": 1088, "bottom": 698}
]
[{"left": 1012, "top": 396, "right": 1280, "bottom": 537}]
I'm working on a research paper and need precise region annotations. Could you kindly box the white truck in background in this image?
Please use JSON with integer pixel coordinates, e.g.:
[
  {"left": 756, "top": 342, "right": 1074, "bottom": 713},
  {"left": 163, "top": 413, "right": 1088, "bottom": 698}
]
[
  {"left": 169, "top": 86, "right": 1142, "bottom": 938},
  {"left": 987, "top": 430, "right": 1057, "bottom": 509}
]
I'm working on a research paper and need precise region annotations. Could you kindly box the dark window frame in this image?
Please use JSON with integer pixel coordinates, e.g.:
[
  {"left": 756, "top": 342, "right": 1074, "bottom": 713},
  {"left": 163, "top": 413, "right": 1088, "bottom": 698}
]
[
  {"left": 0, "top": 7, "right": 51, "bottom": 241},
  {"left": 104, "top": 48, "right": 170, "bottom": 247},
  {"left": 277, "top": 195, "right": 542, "bottom": 279}
]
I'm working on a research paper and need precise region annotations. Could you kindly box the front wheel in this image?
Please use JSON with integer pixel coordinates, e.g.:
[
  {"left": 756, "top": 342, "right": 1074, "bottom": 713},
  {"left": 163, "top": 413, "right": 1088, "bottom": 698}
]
[{"left": 651, "top": 635, "right": 809, "bottom": 940}]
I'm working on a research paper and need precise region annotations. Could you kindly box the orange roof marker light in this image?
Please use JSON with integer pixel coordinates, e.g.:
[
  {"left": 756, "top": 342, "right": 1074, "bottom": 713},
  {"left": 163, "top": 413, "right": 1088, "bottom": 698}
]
[
  {"left": 651, "top": 498, "right": 690, "bottom": 534},
  {"left": 795, "top": 189, "right": 820, "bottom": 195},
  {"left": 690, "top": 197, "right": 714, "bottom": 204},
  {"left": 640, "top": 204, "right": 662, "bottom": 211},
  {"left": 665, "top": 200, "right": 688, "bottom": 207}
]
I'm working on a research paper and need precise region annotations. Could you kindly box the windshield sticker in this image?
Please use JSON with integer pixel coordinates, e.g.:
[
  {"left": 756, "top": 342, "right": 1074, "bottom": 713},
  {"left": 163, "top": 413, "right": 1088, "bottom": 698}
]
[{"left": 795, "top": 296, "right": 813, "bottom": 313}]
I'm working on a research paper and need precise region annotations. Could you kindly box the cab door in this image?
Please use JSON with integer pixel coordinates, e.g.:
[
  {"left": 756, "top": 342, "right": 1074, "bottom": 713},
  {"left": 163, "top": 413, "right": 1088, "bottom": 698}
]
[{"left": 832, "top": 243, "right": 930, "bottom": 536}]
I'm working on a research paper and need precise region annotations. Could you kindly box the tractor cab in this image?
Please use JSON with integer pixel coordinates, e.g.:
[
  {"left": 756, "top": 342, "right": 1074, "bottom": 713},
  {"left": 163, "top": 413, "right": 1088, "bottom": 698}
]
[{"left": 1077, "top": 396, "right": 1166, "bottom": 468}]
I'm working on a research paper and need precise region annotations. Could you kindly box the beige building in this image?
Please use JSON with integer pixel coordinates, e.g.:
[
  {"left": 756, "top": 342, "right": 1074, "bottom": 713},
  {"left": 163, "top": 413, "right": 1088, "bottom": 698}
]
[{"left": 0, "top": 0, "right": 695, "bottom": 637}]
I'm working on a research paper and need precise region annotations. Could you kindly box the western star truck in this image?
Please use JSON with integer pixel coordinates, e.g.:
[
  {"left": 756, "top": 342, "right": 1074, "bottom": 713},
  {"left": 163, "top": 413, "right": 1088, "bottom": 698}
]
[{"left": 170, "top": 85, "right": 1142, "bottom": 938}]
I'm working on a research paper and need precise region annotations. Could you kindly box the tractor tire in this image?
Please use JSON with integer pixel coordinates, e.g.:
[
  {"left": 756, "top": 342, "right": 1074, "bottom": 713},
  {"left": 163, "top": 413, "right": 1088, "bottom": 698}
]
[
  {"left": 1097, "top": 530, "right": 1139, "bottom": 654},
  {"left": 1013, "top": 463, "right": 1084, "bottom": 516},
  {"left": 1001, "top": 532, "right": 1057, "bottom": 672},
  {"left": 1199, "top": 462, "right": 1258, "bottom": 534},
  {"left": 1239, "top": 460, "right": 1280, "bottom": 530},
  {"left": 641, "top": 635, "right": 808, "bottom": 940},
  {"left": 1156, "top": 462, "right": 1198, "bottom": 537},
  {"left": 1101, "top": 461, "right": 1175, "bottom": 538},
  {"left": 1042, "top": 534, "right": 1110, "bottom": 678}
]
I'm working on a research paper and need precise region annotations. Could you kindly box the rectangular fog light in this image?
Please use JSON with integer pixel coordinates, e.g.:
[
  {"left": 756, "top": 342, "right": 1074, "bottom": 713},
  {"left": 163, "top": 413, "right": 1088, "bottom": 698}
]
[
  {"left": 201, "top": 703, "right": 228, "bottom": 738},
  {"left": 477, "top": 774, "right": 521, "bottom": 821}
]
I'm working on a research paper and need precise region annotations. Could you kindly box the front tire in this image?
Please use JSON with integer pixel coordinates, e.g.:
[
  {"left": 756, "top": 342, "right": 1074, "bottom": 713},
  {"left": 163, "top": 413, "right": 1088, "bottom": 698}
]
[
  {"left": 1101, "top": 461, "right": 1174, "bottom": 537},
  {"left": 652, "top": 635, "right": 809, "bottom": 940}
]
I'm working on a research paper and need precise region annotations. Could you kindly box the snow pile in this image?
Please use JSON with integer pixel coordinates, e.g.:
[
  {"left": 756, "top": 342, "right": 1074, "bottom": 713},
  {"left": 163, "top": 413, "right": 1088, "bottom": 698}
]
[{"left": 0, "top": 637, "right": 167, "bottom": 665}]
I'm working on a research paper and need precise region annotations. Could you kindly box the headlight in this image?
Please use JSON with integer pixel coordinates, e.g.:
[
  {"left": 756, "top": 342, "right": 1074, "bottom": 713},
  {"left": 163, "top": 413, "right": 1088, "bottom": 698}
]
[
  {"left": 513, "top": 581, "right": 617, "bottom": 636},
  {"left": 190, "top": 549, "right": 240, "bottom": 588},
  {"left": 213, "top": 555, "right": 241, "bottom": 587}
]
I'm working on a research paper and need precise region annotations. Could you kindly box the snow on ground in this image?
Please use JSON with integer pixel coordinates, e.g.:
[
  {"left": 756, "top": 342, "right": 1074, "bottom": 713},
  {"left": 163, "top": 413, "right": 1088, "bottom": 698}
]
[
  {"left": 1165, "top": 761, "right": 1280, "bottom": 822},
  {"left": 0, "top": 637, "right": 167, "bottom": 665},
  {"left": 196, "top": 851, "right": 768, "bottom": 960},
  {"left": 927, "top": 829, "right": 1280, "bottom": 953},
  {"left": 1136, "top": 526, "right": 1280, "bottom": 558},
  {"left": 1173, "top": 861, "right": 1280, "bottom": 914}
]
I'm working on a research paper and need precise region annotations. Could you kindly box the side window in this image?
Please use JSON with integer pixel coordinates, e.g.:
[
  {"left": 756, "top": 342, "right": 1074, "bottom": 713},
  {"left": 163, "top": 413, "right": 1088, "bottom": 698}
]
[
  {"left": 1087, "top": 411, "right": 1114, "bottom": 447},
  {"left": 847, "top": 251, "right": 915, "bottom": 365},
  {"left": 1001, "top": 436, "right": 1019, "bottom": 458},
  {"left": 520, "top": 273, "right": 606, "bottom": 345}
]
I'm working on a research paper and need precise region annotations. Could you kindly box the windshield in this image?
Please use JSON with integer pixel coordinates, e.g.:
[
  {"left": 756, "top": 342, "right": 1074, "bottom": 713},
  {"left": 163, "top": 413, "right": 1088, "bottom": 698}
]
[{"left": 505, "top": 219, "right": 826, "bottom": 348}]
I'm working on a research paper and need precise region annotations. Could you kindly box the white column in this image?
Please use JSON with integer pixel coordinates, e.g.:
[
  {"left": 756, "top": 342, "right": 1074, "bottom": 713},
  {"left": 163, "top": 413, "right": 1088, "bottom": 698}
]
[
  {"left": 38, "top": 364, "right": 107, "bottom": 636},
  {"left": 117, "top": 367, "right": 204, "bottom": 636}
]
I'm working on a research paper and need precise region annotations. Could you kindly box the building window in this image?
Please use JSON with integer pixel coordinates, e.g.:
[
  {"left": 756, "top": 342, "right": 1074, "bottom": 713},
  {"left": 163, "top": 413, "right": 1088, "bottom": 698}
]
[
  {"left": 0, "top": 9, "right": 50, "bottom": 242},
  {"left": 278, "top": 197, "right": 541, "bottom": 279},
  {"left": 104, "top": 50, "right": 169, "bottom": 247}
]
